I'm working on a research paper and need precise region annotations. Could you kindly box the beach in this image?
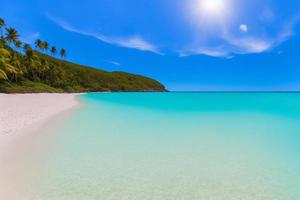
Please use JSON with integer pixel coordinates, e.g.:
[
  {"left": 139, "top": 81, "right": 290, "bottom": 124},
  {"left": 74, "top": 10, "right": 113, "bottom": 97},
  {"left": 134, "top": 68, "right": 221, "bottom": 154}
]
[
  {"left": 0, "top": 93, "right": 81, "bottom": 200},
  {"left": 0, "top": 93, "right": 80, "bottom": 147}
]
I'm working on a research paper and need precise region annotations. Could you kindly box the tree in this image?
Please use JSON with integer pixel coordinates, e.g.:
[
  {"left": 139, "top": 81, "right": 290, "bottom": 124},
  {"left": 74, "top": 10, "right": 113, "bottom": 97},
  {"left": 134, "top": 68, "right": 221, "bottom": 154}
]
[
  {"left": 15, "top": 40, "right": 22, "bottom": 48},
  {"left": 35, "top": 39, "right": 43, "bottom": 51},
  {"left": 0, "top": 68, "right": 7, "bottom": 80},
  {"left": 0, "top": 48, "right": 19, "bottom": 82},
  {"left": 23, "top": 43, "right": 32, "bottom": 51},
  {"left": 9, "top": 52, "right": 22, "bottom": 82},
  {"left": 43, "top": 41, "right": 49, "bottom": 52},
  {"left": 39, "top": 58, "right": 50, "bottom": 79},
  {"left": 5, "top": 27, "right": 19, "bottom": 46},
  {"left": 24, "top": 48, "right": 41, "bottom": 80},
  {"left": 60, "top": 48, "right": 66, "bottom": 58},
  {"left": 50, "top": 46, "right": 57, "bottom": 56},
  {"left": 25, "top": 49, "right": 35, "bottom": 63},
  {"left": 0, "top": 48, "right": 8, "bottom": 80},
  {"left": 0, "top": 18, "right": 5, "bottom": 38}
]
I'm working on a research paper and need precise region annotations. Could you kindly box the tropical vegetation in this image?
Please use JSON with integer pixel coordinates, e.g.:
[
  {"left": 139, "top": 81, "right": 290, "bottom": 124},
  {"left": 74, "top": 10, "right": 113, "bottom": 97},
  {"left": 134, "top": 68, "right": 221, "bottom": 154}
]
[{"left": 0, "top": 18, "right": 166, "bottom": 93}]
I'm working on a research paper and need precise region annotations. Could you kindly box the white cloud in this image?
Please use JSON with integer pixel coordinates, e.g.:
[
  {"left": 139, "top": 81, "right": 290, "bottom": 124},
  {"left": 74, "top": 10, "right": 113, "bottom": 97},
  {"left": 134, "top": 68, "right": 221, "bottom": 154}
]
[
  {"left": 106, "top": 60, "right": 121, "bottom": 66},
  {"left": 181, "top": 47, "right": 228, "bottom": 58},
  {"left": 239, "top": 24, "right": 248, "bottom": 33},
  {"left": 226, "top": 37, "right": 272, "bottom": 54},
  {"left": 113, "top": 37, "right": 161, "bottom": 54},
  {"left": 48, "top": 15, "right": 161, "bottom": 54},
  {"left": 182, "top": 16, "right": 300, "bottom": 58},
  {"left": 197, "top": 49, "right": 228, "bottom": 57},
  {"left": 228, "top": 16, "right": 299, "bottom": 54},
  {"left": 47, "top": 13, "right": 299, "bottom": 58}
]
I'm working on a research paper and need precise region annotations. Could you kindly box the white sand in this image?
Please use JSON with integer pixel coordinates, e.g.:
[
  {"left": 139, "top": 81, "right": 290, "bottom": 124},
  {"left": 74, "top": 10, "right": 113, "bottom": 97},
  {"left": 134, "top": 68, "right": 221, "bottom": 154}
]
[
  {"left": 0, "top": 93, "right": 80, "bottom": 145},
  {"left": 0, "top": 93, "right": 81, "bottom": 200}
]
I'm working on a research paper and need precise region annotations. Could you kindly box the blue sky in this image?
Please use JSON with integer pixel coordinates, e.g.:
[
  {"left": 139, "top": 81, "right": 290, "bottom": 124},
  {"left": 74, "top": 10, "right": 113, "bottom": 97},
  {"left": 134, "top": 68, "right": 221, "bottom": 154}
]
[{"left": 1, "top": 0, "right": 300, "bottom": 91}]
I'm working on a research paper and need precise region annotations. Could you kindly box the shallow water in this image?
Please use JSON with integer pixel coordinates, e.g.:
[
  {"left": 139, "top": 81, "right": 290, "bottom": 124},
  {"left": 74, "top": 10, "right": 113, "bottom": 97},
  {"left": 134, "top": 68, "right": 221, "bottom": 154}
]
[{"left": 22, "top": 93, "right": 300, "bottom": 199}]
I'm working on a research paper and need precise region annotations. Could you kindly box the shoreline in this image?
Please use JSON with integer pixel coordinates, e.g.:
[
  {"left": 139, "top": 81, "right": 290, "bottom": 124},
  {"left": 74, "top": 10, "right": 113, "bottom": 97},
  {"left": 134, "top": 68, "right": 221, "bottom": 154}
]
[
  {"left": 0, "top": 93, "right": 82, "bottom": 200},
  {"left": 0, "top": 93, "right": 82, "bottom": 148}
]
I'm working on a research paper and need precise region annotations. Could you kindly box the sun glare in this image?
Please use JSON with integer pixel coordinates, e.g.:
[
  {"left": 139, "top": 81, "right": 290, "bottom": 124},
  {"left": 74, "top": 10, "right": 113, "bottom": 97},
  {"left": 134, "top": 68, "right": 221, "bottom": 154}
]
[
  {"left": 200, "top": 0, "right": 226, "bottom": 15},
  {"left": 187, "top": 0, "right": 233, "bottom": 25}
]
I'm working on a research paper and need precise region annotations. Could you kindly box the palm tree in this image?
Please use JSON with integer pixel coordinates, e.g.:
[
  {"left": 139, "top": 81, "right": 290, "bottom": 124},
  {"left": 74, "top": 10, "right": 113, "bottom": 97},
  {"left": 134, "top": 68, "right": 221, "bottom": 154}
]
[
  {"left": 0, "top": 49, "right": 8, "bottom": 80},
  {"left": 50, "top": 46, "right": 57, "bottom": 56},
  {"left": 25, "top": 49, "right": 35, "bottom": 63},
  {"left": 0, "top": 48, "right": 19, "bottom": 81},
  {"left": 0, "top": 18, "right": 5, "bottom": 39},
  {"left": 0, "top": 68, "right": 8, "bottom": 80},
  {"left": 9, "top": 52, "right": 22, "bottom": 82},
  {"left": 5, "top": 27, "right": 19, "bottom": 46},
  {"left": 39, "top": 58, "right": 50, "bottom": 79},
  {"left": 60, "top": 48, "right": 66, "bottom": 58},
  {"left": 43, "top": 41, "right": 49, "bottom": 52},
  {"left": 0, "top": 46, "right": 10, "bottom": 81},
  {"left": 35, "top": 39, "right": 43, "bottom": 51},
  {"left": 24, "top": 48, "right": 41, "bottom": 80},
  {"left": 15, "top": 40, "right": 22, "bottom": 48},
  {"left": 23, "top": 43, "right": 31, "bottom": 51}
]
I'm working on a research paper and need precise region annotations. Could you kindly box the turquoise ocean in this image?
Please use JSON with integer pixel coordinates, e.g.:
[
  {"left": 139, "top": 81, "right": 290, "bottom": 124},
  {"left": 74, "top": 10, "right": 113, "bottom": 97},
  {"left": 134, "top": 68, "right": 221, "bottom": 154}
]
[{"left": 34, "top": 93, "right": 300, "bottom": 199}]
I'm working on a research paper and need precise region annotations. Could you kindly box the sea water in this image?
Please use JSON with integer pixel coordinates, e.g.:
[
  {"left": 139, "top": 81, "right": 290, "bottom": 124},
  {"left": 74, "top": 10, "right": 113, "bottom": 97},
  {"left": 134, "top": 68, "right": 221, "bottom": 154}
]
[{"left": 35, "top": 93, "right": 300, "bottom": 199}]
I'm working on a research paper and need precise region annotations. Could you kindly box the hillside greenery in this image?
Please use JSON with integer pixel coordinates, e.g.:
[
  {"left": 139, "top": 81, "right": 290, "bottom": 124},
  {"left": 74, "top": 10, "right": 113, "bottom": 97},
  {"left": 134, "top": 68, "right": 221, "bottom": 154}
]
[{"left": 0, "top": 18, "right": 166, "bottom": 93}]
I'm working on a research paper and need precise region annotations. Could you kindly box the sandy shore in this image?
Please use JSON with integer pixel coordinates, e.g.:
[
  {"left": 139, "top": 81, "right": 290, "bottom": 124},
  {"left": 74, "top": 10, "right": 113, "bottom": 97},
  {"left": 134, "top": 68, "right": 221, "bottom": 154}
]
[
  {"left": 0, "top": 94, "right": 81, "bottom": 200},
  {"left": 0, "top": 93, "right": 81, "bottom": 146}
]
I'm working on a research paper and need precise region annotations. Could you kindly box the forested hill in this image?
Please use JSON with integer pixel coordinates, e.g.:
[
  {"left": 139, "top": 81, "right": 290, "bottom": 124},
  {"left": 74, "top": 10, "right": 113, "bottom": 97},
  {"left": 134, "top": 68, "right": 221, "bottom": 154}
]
[{"left": 0, "top": 18, "right": 166, "bottom": 93}]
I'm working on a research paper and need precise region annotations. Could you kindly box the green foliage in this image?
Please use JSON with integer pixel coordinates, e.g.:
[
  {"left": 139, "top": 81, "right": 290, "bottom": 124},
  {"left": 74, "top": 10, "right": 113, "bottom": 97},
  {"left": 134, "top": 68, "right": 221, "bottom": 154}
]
[
  {"left": 0, "top": 47, "right": 20, "bottom": 81},
  {"left": 0, "top": 18, "right": 6, "bottom": 39},
  {"left": 50, "top": 46, "right": 57, "bottom": 56},
  {"left": 0, "top": 18, "right": 4, "bottom": 27},
  {"left": 33, "top": 53, "right": 166, "bottom": 92},
  {"left": 5, "top": 27, "right": 19, "bottom": 46},
  {"left": 0, "top": 69, "right": 8, "bottom": 80},
  {"left": 0, "top": 81, "right": 64, "bottom": 93},
  {"left": 0, "top": 18, "right": 166, "bottom": 93},
  {"left": 60, "top": 48, "right": 66, "bottom": 58}
]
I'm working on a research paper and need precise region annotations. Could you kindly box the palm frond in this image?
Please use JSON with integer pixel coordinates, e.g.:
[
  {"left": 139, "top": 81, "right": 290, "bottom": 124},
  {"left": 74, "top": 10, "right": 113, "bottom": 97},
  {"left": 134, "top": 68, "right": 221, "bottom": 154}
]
[
  {"left": 4, "top": 63, "right": 18, "bottom": 74},
  {"left": 0, "top": 69, "right": 8, "bottom": 80}
]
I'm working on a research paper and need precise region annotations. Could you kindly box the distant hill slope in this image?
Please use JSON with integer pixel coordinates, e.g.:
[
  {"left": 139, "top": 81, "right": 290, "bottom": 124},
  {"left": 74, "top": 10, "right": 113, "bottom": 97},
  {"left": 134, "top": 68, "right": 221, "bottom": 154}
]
[
  {"left": 0, "top": 17, "right": 166, "bottom": 93},
  {"left": 0, "top": 41, "right": 166, "bottom": 93}
]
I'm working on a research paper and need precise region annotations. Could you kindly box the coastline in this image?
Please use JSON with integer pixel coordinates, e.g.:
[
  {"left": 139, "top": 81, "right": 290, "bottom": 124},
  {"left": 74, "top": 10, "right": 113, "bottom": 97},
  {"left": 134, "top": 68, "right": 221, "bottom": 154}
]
[
  {"left": 0, "top": 93, "right": 82, "bottom": 148},
  {"left": 0, "top": 93, "right": 82, "bottom": 200}
]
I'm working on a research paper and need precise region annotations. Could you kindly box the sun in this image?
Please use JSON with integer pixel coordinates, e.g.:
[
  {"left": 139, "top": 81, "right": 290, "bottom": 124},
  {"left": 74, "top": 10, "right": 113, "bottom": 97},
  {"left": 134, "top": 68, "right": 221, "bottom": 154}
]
[
  {"left": 200, "top": 0, "right": 226, "bottom": 16},
  {"left": 200, "top": 0, "right": 225, "bottom": 15},
  {"left": 186, "top": 0, "right": 234, "bottom": 27}
]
